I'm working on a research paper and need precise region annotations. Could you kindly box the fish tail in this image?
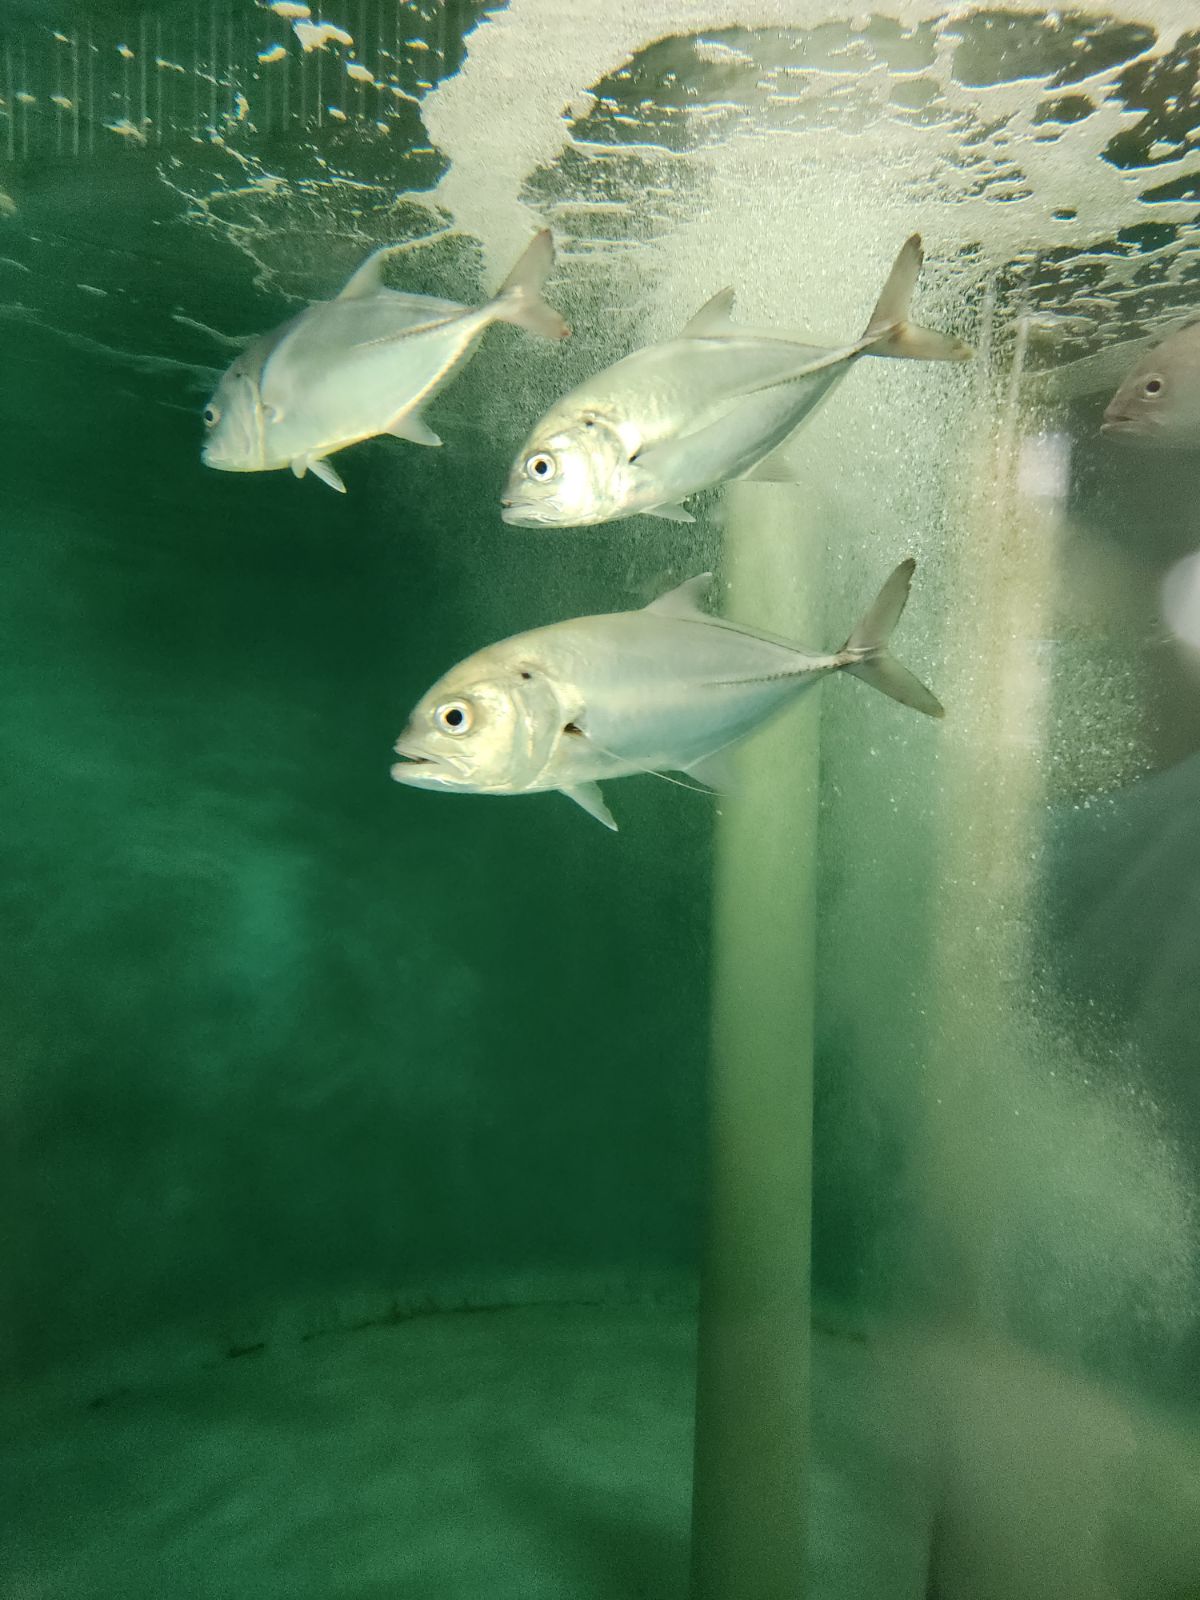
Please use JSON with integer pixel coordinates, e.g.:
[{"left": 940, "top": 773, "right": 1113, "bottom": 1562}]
[
  {"left": 861, "top": 235, "right": 972, "bottom": 362},
  {"left": 490, "top": 229, "right": 571, "bottom": 340},
  {"left": 838, "top": 558, "right": 945, "bottom": 718}
]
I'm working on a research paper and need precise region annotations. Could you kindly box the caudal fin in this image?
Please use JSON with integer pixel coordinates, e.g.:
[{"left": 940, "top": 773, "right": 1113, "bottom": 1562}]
[
  {"left": 839, "top": 558, "right": 945, "bottom": 718},
  {"left": 491, "top": 229, "right": 571, "bottom": 340},
  {"left": 861, "top": 235, "right": 972, "bottom": 363}
]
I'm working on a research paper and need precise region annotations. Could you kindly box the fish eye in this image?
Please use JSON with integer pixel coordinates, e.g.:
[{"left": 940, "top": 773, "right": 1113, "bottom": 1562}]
[
  {"left": 1143, "top": 376, "right": 1164, "bottom": 396},
  {"left": 435, "top": 699, "right": 473, "bottom": 735},
  {"left": 203, "top": 403, "right": 220, "bottom": 427},
  {"left": 526, "top": 452, "right": 557, "bottom": 482}
]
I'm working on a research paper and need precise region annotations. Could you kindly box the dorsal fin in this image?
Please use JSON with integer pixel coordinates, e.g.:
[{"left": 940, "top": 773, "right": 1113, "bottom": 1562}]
[
  {"left": 644, "top": 573, "right": 714, "bottom": 620},
  {"left": 680, "top": 287, "right": 737, "bottom": 339},
  {"left": 336, "top": 245, "right": 400, "bottom": 301}
]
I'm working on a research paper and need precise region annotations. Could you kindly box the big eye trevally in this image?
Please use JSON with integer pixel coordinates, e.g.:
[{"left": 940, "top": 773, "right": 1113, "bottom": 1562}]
[
  {"left": 391, "top": 557, "right": 943, "bottom": 831},
  {"left": 500, "top": 234, "right": 971, "bottom": 528},
  {"left": 1102, "top": 318, "right": 1200, "bottom": 447},
  {"left": 202, "top": 230, "right": 569, "bottom": 493}
]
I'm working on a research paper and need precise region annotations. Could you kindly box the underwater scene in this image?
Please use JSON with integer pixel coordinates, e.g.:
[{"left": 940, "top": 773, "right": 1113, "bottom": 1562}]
[{"left": 3, "top": 0, "right": 1200, "bottom": 1596}]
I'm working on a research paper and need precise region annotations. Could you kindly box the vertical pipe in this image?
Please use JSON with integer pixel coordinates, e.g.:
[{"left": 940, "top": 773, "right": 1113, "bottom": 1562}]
[{"left": 691, "top": 481, "right": 820, "bottom": 1600}]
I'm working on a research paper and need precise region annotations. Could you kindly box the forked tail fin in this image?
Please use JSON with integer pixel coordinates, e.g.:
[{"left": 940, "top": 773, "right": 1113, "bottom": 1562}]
[
  {"left": 861, "top": 234, "right": 972, "bottom": 362},
  {"left": 491, "top": 229, "right": 571, "bottom": 340},
  {"left": 839, "top": 558, "right": 945, "bottom": 718}
]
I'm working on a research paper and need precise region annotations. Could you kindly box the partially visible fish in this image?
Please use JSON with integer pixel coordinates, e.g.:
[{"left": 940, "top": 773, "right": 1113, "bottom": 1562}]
[
  {"left": 202, "top": 230, "right": 569, "bottom": 493},
  {"left": 499, "top": 234, "right": 971, "bottom": 528},
  {"left": 1162, "top": 548, "right": 1200, "bottom": 651},
  {"left": 1102, "top": 318, "right": 1200, "bottom": 446},
  {"left": 390, "top": 556, "right": 943, "bottom": 831},
  {"left": 1024, "top": 317, "right": 1187, "bottom": 405}
]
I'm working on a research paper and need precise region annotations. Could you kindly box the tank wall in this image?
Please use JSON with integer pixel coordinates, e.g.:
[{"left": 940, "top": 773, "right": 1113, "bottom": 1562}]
[{"left": 0, "top": 233, "right": 707, "bottom": 1381}]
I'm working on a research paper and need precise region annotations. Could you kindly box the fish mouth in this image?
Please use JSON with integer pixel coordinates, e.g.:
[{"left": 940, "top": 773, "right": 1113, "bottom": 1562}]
[
  {"left": 202, "top": 447, "right": 253, "bottom": 472},
  {"left": 390, "top": 744, "right": 457, "bottom": 789},
  {"left": 500, "top": 500, "right": 561, "bottom": 528},
  {"left": 1100, "top": 414, "right": 1160, "bottom": 444}
]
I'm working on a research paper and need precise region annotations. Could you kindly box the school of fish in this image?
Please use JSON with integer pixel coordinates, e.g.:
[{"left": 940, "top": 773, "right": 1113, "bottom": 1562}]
[
  {"left": 200, "top": 229, "right": 979, "bottom": 829},
  {"left": 202, "top": 227, "right": 1200, "bottom": 828}
]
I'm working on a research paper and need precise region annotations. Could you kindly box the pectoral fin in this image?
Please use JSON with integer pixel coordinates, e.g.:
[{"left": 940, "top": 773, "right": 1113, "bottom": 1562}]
[
  {"left": 643, "top": 502, "right": 696, "bottom": 524},
  {"left": 388, "top": 413, "right": 443, "bottom": 447},
  {"left": 561, "top": 783, "right": 618, "bottom": 831}
]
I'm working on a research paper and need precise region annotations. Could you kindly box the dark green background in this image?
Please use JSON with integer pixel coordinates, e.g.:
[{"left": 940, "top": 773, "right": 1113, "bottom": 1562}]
[{"left": 0, "top": 144, "right": 714, "bottom": 1378}]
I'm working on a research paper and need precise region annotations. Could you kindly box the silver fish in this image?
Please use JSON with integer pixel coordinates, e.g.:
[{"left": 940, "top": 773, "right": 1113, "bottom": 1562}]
[
  {"left": 1102, "top": 318, "right": 1200, "bottom": 447},
  {"left": 500, "top": 234, "right": 971, "bottom": 528},
  {"left": 390, "top": 557, "right": 943, "bottom": 831},
  {"left": 202, "top": 230, "right": 568, "bottom": 493}
]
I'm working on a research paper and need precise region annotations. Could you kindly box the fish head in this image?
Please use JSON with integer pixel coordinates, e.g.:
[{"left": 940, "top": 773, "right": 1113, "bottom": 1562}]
[
  {"left": 391, "top": 653, "right": 564, "bottom": 796},
  {"left": 500, "top": 413, "right": 631, "bottom": 527},
  {"left": 201, "top": 355, "right": 267, "bottom": 472},
  {"left": 1102, "top": 328, "right": 1200, "bottom": 446}
]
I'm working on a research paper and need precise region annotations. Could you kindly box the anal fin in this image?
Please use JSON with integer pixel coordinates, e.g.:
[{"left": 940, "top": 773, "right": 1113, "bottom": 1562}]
[
  {"left": 740, "top": 446, "right": 799, "bottom": 483},
  {"left": 294, "top": 456, "right": 348, "bottom": 494},
  {"left": 643, "top": 502, "right": 696, "bottom": 524},
  {"left": 684, "top": 746, "right": 739, "bottom": 792},
  {"left": 561, "top": 783, "right": 618, "bottom": 831},
  {"left": 388, "top": 413, "right": 443, "bottom": 447}
]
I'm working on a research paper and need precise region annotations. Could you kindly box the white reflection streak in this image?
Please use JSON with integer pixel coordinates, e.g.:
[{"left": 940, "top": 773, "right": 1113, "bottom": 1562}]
[
  {"left": 1016, "top": 430, "right": 1072, "bottom": 503},
  {"left": 1162, "top": 549, "right": 1200, "bottom": 654}
]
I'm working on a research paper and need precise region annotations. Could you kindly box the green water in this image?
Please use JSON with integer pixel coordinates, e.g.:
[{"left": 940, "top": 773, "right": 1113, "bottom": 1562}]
[{"left": 3, "top": 2, "right": 1200, "bottom": 1597}]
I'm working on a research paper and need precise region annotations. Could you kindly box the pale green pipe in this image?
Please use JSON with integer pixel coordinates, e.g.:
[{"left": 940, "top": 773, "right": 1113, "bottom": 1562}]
[{"left": 690, "top": 482, "right": 821, "bottom": 1600}]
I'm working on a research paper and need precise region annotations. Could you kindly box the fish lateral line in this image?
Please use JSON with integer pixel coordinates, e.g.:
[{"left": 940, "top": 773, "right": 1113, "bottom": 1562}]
[
  {"left": 704, "top": 662, "right": 837, "bottom": 688},
  {"left": 350, "top": 312, "right": 467, "bottom": 353}
]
